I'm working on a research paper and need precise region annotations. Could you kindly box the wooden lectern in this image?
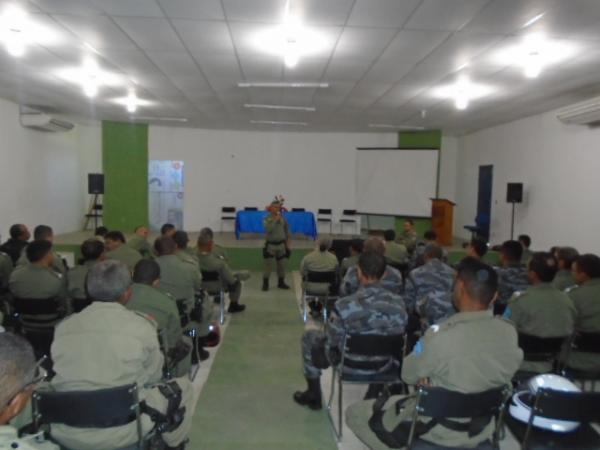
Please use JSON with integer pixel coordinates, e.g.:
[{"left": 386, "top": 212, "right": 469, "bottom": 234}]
[{"left": 430, "top": 199, "right": 456, "bottom": 246}]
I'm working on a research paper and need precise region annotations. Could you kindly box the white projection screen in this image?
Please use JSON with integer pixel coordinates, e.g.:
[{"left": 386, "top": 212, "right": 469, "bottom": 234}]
[{"left": 356, "top": 148, "right": 439, "bottom": 217}]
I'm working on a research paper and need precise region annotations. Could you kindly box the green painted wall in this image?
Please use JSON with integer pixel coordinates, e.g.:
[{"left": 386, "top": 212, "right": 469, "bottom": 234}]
[
  {"left": 102, "top": 121, "right": 148, "bottom": 231},
  {"left": 398, "top": 130, "right": 442, "bottom": 149}
]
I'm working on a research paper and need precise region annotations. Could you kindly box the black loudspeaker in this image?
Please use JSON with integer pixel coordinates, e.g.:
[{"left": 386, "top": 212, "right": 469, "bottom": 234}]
[
  {"left": 506, "top": 183, "right": 523, "bottom": 203},
  {"left": 88, "top": 173, "right": 104, "bottom": 194}
]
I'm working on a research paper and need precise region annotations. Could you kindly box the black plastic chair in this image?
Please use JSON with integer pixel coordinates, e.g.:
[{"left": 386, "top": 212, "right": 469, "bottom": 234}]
[
  {"left": 562, "top": 332, "right": 600, "bottom": 391},
  {"left": 340, "top": 209, "right": 359, "bottom": 235},
  {"left": 302, "top": 270, "right": 339, "bottom": 322},
  {"left": 317, "top": 209, "right": 333, "bottom": 234},
  {"left": 32, "top": 384, "right": 147, "bottom": 450},
  {"left": 291, "top": 208, "right": 306, "bottom": 212},
  {"left": 504, "top": 389, "right": 600, "bottom": 450},
  {"left": 328, "top": 332, "right": 406, "bottom": 439},
  {"left": 406, "top": 386, "right": 509, "bottom": 450},
  {"left": 13, "top": 297, "right": 63, "bottom": 360},
  {"left": 513, "top": 333, "right": 568, "bottom": 383},
  {"left": 201, "top": 270, "right": 226, "bottom": 325},
  {"left": 244, "top": 207, "right": 258, "bottom": 211},
  {"left": 220, "top": 206, "right": 236, "bottom": 232}
]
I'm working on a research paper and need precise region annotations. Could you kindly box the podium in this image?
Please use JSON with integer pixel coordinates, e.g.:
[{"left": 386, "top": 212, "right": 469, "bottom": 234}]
[{"left": 431, "top": 199, "right": 455, "bottom": 246}]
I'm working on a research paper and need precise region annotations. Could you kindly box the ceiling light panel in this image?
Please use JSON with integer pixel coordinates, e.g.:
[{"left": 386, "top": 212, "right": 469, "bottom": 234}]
[{"left": 244, "top": 103, "right": 316, "bottom": 111}]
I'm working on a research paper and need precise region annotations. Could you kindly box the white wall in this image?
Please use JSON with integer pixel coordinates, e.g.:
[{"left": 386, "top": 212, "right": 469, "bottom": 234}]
[
  {"left": 0, "top": 97, "right": 101, "bottom": 239},
  {"left": 439, "top": 136, "right": 458, "bottom": 202},
  {"left": 149, "top": 127, "right": 401, "bottom": 232},
  {"left": 454, "top": 108, "right": 600, "bottom": 253}
]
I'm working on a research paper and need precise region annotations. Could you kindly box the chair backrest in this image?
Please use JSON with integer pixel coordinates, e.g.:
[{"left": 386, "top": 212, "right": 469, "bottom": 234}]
[
  {"left": 416, "top": 386, "right": 508, "bottom": 419},
  {"left": 306, "top": 270, "right": 338, "bottom": 295},
  {"left": 342, "top": 209, "right": 357, "bottom": 216},
  {"left": 244, "top": 207, "right": 258, "bottom": 211},
  {"left": 518, "top": 333, "right": 567, "bottom": 361},
  {"left": 222, "top": 206, "right": 236, "bottom": 213},
  {"left": 572, "top": 332, "right": 600, "bottom": 354},
  {"left": 291, "top": 208, "right": 305, "bottom": 212},
  {"left": 345, "top": 333, "right": 405, "bottom": 360},
  {"left": 33, "top": 384, "right": 139, "bottom": 429},
  {"left": 532, "top": 388, "right": 600, "bottom": 423},
  {"left": 201, "top": 270, "right": 221, "bottom": 282},
  {"left": 71, "top": 297, "right": 93, "bottom": 313},
  {"left": 318, "top": 208, "right": 332, "bottom": 215},
  {"left": 14, "top": 297, "right": 60, "bottom": 316}
]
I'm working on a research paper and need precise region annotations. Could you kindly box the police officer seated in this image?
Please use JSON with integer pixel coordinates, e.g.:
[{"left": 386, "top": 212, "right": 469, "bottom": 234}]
[
  {"left": 552, "top": 246, "right": 578, "bottom": 291},
  {"left": 518, "top": 234, "right": 533, "bottom": 265},
  {"left": 340, "top": 237, "right": 403, "bottom": 297},
  {"left": 383, "top": 229, "right": 408, "bottom": 268},
  {"left": 173, "top": 231, "right": 199, "bottom": 266},
  {"left": 466, "top": 237, "right": 488, "bottom": 261},
  {"left": 67, "top": 239, "right": 105, "bottom": 307},
  {"left": 104, "top": 231, "right": 143, "bottom": 272},
  {"left": 0, "top": 332, "right": 58, "bottom": 449},
  {"left": 346, "top": 257, "right": 524, "bottom": 450},
  {"left": 413, "top": 230, "right": 448, "bottom": 268},
  {"left": 504, "top": 252, "right": 576, "bottom": 374},
  {"left": 293, "top": 251, "right": 408, "bottom": 411},
  {"left": 161, "top": 223, "right": 177, "bottom": 238},
  {"left": 17, "top": 225, "right": 67, "bottom": 277},
  {"left": 0, "top": 223, "right": 30, "bottom": 266},
  {"left": 340, "top": 238, "right": 363, "bottom": 278},
  {"left": 128, "top": 226, "right": 153, "bottom": 259},
  {"left": 50, "top": 260, "right": 194, "bottom": 450},
  {"left": 300, "top": 237, "right": 338, "bottom": 317},
  {"left": 129, "top": 259, "right": 192, "bottom": 378},
  {"left": 494, "top": 240, "right": 530, "bottom": 314}
]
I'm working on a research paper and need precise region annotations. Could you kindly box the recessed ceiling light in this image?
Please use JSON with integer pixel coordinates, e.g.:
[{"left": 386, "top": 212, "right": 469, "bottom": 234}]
[
  {"left": 431, "top": 76, "right": 493, "bottom": 110},
  {"left": 0, "top": 5, "right": 61, "bottom": 57},
  {"left": 56, "top": 57, "right": 125, "bottom": 98},
  {"left": 250, "top": 120, "right": 307, "bottom": 126},
  {"left": 112, "top": 89, "right": 153, "bottom": 113},
  {"left": 368, "top": 124, "right": 425, "bottom": 130},
  {"left": 244, "top": 103, "right": 316, "bottom": 112},
  {"left": 523, "top": 12, "right": 545, "bottom": 28},
  {"left": 238, "top": 82, "right": 329, "bottom": 88}
]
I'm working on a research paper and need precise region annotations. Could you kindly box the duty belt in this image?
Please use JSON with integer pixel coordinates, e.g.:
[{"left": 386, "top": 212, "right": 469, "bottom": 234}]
[{"left": 266, "top": 240, "right": 285, "bottom": 245}]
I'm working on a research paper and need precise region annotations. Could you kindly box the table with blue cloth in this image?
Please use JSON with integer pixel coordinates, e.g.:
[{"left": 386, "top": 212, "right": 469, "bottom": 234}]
[{"left": 235, "top": 211, "right": 317, "bottom": 240}]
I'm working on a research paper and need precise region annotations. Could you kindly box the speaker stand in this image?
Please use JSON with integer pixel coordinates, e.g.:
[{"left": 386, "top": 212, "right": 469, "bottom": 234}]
[
  {"left": 83, "top": 193, "right": 103, "bottom": 231},
  {"left": 510, "top": 201, "right": 516, "bottom": 240}
]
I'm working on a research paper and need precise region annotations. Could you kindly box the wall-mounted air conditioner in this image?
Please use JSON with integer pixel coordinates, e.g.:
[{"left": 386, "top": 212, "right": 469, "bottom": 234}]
[
  {"left": 19, "top": 110, "right": 75, "bottom": 132},
  {"left": 556, "top": 96, "right": 600, "bottom": 126}
]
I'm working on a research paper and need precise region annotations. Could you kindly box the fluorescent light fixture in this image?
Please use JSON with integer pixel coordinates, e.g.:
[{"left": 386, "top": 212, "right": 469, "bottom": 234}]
[
  {"left": 244, "top": 103, "right": 316, "bottom": 112},
  {"left": 56, "top": 57, "right": 125, "bottom": 97},
  {"left": 112, "top": 89, "right": 153, "bottom": 113},
  {"left": 238, "top": 82, "right": 329, "bottom": 88},
  {"left": 132, "top": 116, "right": 188, "bottom": 123},
  {"left": 523, "top": 12, "right": 545, "bottom": 28},
  {"left": 368, "top": 124, "right": 425, "bottom": 130},
  {"left": 431, "top": 76, "right": 493, "bottom": 110},
  {"left": 250, "top": 120, "right": 307, "bottom": 126},
  {"left": 0, "top": 5, "right": 61, "bottom": 57}
]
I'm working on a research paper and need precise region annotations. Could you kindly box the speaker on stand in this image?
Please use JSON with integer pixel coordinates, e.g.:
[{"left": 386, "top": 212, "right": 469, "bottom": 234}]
[
  {"left": 506, "top": 183, "right": 523, "bottom": 240},
  {"left": 84, "top": 174, "right": 104, "bottom": 230}
]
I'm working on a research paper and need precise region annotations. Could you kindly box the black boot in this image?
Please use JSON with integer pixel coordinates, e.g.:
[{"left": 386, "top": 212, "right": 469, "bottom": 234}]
[
  {"left": 262, "top": 278, "right": 269, "bottom": 291},
  {"left": 278, "top": 277, "right": 290, "bottom": 289},
  {"left": 227, "top": 302, "right": 246, "bottom": 313},
  {"left": 293, "top": 377, "right": 322, "bottom": 410}
]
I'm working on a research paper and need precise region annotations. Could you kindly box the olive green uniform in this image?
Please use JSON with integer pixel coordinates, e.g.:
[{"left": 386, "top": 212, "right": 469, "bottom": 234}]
[
  {"left": 67, "top": 260, "right": 97, "bottom": 300},
  {"left": 126, "top": 283, "right": 191, "bottom": 377},
  {"left": 197, "top": 251, "right": 246, "bottom": 303},
  {"left": 397, "top": 229, "right": 418, "bottom": 253},
  {"left": 506, "top": 283, "right": 576, "bottom": 372},
  {"left": 340, "top": 255, "right": 358, "bottom": 277},
  {"left": 49, "top": 302, "right": 194, "bottom": 450},
  {"left": 105, "top": 244, "right": 142, "bottom": 272},
  {"left": 176, "top": 249, "right": 198, "bottom": 266},
  {"left": 346, "top": 311, "right": 523, "bottom": 449},
  {"left": 300, "top": 249, "right": 339, "bottom": 295},
  {"left": 0, "top": 251, "right": 13, "bottom": 292},
  {"left": 521, "top": 248, "right": 533, "bottom": 266},
  {"left": 16, "top": 250, "right": 67, "bottom": 277},
  {"left": 9, "top": 264, "right": 68, "bottom": 316},
  {"left": 127, "top": 235, "right": 153, "bottom": 259},
  {"left": 0, "top": 426, "right": 58, "bottom": 449},
  {"left": 385, "top": 241, "right": 409, "bottom": 266},
  {"left": 553, "top": 269, "right": 576, "bottom": 291},
  {"left": 566, "top": 279, "right": 600, "bottom": 371},
  {"left": 263, "top": 215, "right": 290, "bottom": 280}
]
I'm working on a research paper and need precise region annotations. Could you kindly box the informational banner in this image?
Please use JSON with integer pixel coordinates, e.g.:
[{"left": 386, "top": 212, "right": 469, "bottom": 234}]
[{"left": 148, "top": 160, "right": 184, "bottom": 232}]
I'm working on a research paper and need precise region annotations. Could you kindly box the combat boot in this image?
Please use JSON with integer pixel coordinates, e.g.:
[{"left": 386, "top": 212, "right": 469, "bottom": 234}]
[
  {"left": 293, "top": 377, "right": 322, "bottom": 410},
  {"left": 278, "top": 277, "right": 290, "bottom": 289},
  {"left": 262, "top": 278, "right": 269, "bottom": 291}
]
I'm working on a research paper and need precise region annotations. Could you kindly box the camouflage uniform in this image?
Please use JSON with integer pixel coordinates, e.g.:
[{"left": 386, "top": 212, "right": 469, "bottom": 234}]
[
  {"left": 495, "top": 263, "right": 529, "bottom": 307},
  {"left": 340, "top": 265, "right": 403, "bottom": 297},
  {"left": 553, "top": 269, "right": 576, "bottom": 291},
  {"left": 565, "top": 279, "right": 600, "bottom": 372},
  {"left": 405, "top": 260, "right": 455, "bottom": 319},
  {"left": 301, "top": 283, "right": 408, "bottom": 379},
  {"left": 412, "top": 242, "right": 448, "bottom": 268},
  {"left": 263, "top": 215, "right": 290, "bottom": 280}
]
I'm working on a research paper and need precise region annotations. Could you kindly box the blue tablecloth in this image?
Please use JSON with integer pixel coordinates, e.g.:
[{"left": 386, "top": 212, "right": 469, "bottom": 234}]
[{"left": 235, "top": 211, "right": 317, "bottom": 240}]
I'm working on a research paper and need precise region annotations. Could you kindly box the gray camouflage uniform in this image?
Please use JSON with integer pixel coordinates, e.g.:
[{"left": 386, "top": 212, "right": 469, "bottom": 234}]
[
  {"left": 340, "top": 265, "right": 403, "bottom": 297},
  {"left": 495, "top": 263, "right": 530, "bottom": 307},
  {"left": 405, "top": 259, "right": 455, "bottom": 321},
  {"left": 301, "top": 283, "right": 408, "bottom": 379}
]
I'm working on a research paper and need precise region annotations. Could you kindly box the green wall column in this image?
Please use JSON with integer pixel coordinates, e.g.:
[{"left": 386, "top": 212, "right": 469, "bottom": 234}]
[{"left": 102, "top": 121, "right": 149, "bottom": 230}]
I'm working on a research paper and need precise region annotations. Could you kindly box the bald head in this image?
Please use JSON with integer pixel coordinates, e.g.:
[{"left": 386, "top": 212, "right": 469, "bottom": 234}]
[{"left": 0, "top": 333, "right": 36, "bottom": 423}]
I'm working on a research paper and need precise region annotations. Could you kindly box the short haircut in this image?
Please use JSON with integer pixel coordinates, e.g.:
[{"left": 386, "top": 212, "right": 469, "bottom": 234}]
[
  {"left": 470, "top": 237, "right": 488, "bottom": 258},
  {"left": 133, "top": 225, "right": 146, "bottom": 232},
  {"left": 383, "top": 229, "right": 396, "bottom": 241},
  {"left": 405, "top": 219, "right": 414, "bottom": 226},
  {"left": 350, "top": 239, "right": 364, "bottom": 253},
  {"left": 199, "top": 227, "right": 214, "bottom": 240},
  {"left": 26, "top": 240, "right": 52, "bottom": 263},
  {"left": 172, "top": 231, "right": 189, "bottom": 249},
  {"left": 575, "top": 254, "right": 600, "bottom": 279},
  {"left": 197, "top": 233, "right": 212, "bottom": 248},
  {"left": 81, "top": 239, "right": 104, "bottom": 261},
  {"left": 160, "top": 223, "right": 176, "bottom": 235},
  {"left": 528, "top": 252, "right": 558, "bottom": 282},
  {"left": 556, "top": 247, "right": 579, "bottom": 269},
  {"left": 104, "top": 231, "right": 126, "bottom": 244},
  {"left": 424, "top": 243, "right": 443, "bottom": 260},
  {"left": 9, "top": 224, "right": 26, "bottom": 240},
  {"left": 318, "top": 237, "right": 332, "bottom": 252},
  {"left": 455, "top": 257, "right": 498, "bottom": 306},
  {"left": 33, "top": 225, "right": 52, "bottom": 241},
  {"left": 95, "top": 226, "right": 108, "bottom": 237},
  {"left": 358, "top": 251, "right": 387, "bottom": 280},
  {"left": 133, "top": 259, "right": 160, "bottom": 285},
  {"left": 363, "top": 237, "right": 385, "bottom": 255},
  {"left": 501, "top": 240, "right": 523, "bottom": 262},
  {"left": 518, "top": 234, "right": 531, "bottom": 248},
  {"left": 154, "top": 236, "right": 176, "bottom": 256},
  {"left": 0, "top": 333, "right": 36, "bottom": 409},
  {"left": 424, "top": 230, "right": 437, "bottom": 241},
  {"left": 87, "top": 260, "right": 131, "bottom": 301}
]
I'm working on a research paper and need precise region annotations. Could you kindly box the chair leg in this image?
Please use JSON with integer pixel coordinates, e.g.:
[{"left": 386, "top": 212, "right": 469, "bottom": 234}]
[
  {"left": 338, "top": 376, "right": 343, "bottom": 439},
  {"left": 219, "top": 290, "right": 225, "bottom": 325},
  {"left": 326, "top": 368, "right": 342, "bottom": 440},
  {"left": 302, "top": 292, "right": 308, "bottom": 323}
]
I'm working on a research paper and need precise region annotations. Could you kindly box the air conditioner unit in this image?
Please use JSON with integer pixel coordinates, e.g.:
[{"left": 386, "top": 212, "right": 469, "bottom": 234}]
[
  {"left": 20, "top": 111, "right": 75, "bottom": 132},
  {"left": 556, "top": 96, "right": 600, "bottom": 126}
]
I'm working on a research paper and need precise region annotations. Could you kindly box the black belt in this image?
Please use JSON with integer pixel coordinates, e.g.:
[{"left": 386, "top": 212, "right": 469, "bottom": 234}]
[{"left": 266, "top": 240, "right": 285, "bottom": 245}]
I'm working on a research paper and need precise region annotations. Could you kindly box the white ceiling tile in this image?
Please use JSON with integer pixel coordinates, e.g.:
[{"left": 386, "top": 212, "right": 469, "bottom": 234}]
[
  {"left": 238, "top": 54, "right": 283, "bottom": 81},
  {"left": 100, "top": 49, "right": 157, "bottom": 77},
  {"left": 283, "top": 58, "right": 327, "bottom": 81},
  {"left": 113, "top": 17, "right": 184, "bottom": 51},
  {"left": 146, "top": 51, "right": 201, "bottom": 77},
  {"left": 405, "top": 0, "right": 490, "bottom": 31},
  {"left": 52, "top": 14, "right": 137, "bottom": 50},
  {"left": 171, "top": 20, "right": 234, "bottom": 54},
  {"left": 282, "top": 87, "right": 318, "bottom": 105},
  {"left": 343, "top": 82, "right": 393, "bottom": 108},
  {"left": 333, "top": 27, "right": 397, "bottom": 60},
  {"left": 372, "top": 84, "right": 425, "bottom": 108},
  {"left": 223, "top": 0, "right": 285, "bottom": 23},
  {"left": 28, "top": 0, "right": 102, "bottom": 15},
  {"left": 157, "top": 0, "right": 224, "bottom": 20},
  {"left": 324, "top": 58, "right": 371, "bottom": 83},
  {"left": 347, "top": 0, "right": 422, "bottom": 28},
  {"left": 88, "top": 0, "right": 163, "bottom": 17},
  {"left": 298, "top": 0, "right": 355, "bottom": 25}
]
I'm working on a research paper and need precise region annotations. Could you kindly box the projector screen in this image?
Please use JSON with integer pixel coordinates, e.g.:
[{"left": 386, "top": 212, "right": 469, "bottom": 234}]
[{"left": 356, "top": 148, "right": 439, "bottom": 217}]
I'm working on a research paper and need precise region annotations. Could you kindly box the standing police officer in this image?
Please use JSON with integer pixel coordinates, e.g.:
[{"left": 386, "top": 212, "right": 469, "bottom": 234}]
[{"left": 262, "top": 200, "right": 291, "bottom": 291}]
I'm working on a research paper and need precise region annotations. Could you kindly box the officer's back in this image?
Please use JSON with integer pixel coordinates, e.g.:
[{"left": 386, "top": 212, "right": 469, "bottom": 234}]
[
  {"left": 300, "top": 238, "right": 339, "bottom": 294},
  {"left": 104, "top": 231, "right": 142, "bottom": 271},
  {"left": 67, "top": 239, "right": 104, "bottom": 300},
  {"left": 154, "top": 236, "right": 201, "bottom": 304},
  {"left": 552, "top": 246, "right": 578, "bottom": 291},
  {"left": 495, "top": 240, "right": 530, "bottom": 308}
]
